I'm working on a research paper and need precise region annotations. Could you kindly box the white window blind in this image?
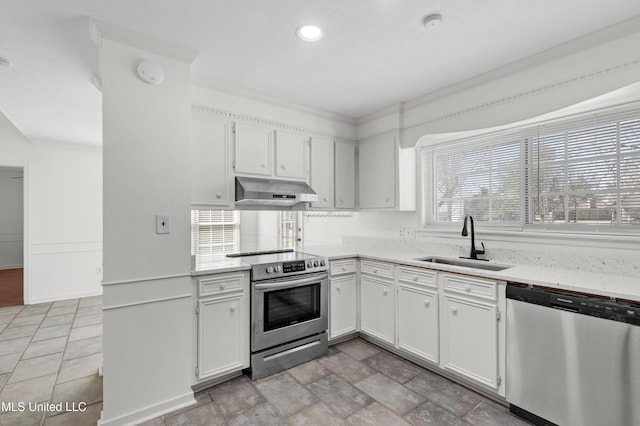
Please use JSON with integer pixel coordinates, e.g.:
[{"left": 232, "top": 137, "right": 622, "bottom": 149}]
[
  {"left": 422, "top": 106, "right": 640, "bottom": 228},
  {"left": 191, "top": 210, "right": 240, "bottom": 266},
  {"left": 424, "top": 135, "right": 523, "bottom": 225}
]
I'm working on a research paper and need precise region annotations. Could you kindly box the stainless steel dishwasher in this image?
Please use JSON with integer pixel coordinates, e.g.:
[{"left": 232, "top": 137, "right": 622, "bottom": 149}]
[{"left": 506, "top": 283, "right": 640, "bottom": 426}]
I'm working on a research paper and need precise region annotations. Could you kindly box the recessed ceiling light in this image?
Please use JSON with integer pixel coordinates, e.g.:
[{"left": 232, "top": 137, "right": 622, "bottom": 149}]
[
  {"left": 296, "top": 25, "right": 323, "bottom": 42},
  {"left": 0, "top": 56, "right": 11, "bottom": 67},
  {"left": 423, "top": 14, "right": 443, "bottom": 29}
]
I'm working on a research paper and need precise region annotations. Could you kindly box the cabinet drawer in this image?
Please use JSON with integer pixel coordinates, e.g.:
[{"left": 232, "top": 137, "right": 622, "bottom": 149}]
[
  {"left": 398, "top": 266, "right": 437, "bottom": 289},
  {"left": 441, "top": 274, "right": 497, "bottom": 301},
  {"left": 198, "top": 273, "right": 246, "bottom": 297},
  {"left": 330, "top": 259, "right": 357, "bottom": 276},
  {"left": 360, "top": 260, "right": 394, "bottom": 279}
]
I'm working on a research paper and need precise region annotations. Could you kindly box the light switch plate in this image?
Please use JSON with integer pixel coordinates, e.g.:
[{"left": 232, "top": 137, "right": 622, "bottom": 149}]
[{"left": 156, "top": 214, "right": 170, "bottom": 234}]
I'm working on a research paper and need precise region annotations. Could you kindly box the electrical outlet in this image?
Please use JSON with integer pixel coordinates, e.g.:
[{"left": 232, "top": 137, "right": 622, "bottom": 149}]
[
  {"left": 156, "top": 214, "right": 171, "bottom": 234},
  {"left": 399, "top": 226, "right": 406, "bottom": 239},
  {"left": 406, "top": 227, "right": 416, "bottom": 240}
]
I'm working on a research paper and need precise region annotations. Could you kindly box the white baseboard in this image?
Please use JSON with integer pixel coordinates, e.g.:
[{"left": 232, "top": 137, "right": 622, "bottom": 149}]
[
  {"left": 0, "top": 264, "right": 23, "bottom": 270},
  {"left": 27, "top": 289, "right": 103, "bottom": 305},
  {"left": 98, "top": 392, "right": 196, "bottom": 426}
]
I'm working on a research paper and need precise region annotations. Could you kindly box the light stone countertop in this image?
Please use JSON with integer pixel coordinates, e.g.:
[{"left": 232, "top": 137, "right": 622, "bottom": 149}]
[
  {"left": 304, "top": 243, "right": 640, "bottom": 302},
  {"left": 191, "top": 257, "right": 251, "bottom": 276}
]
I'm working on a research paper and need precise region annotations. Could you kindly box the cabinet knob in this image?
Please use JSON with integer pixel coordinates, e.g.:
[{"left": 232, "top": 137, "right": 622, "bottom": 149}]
[
  {"left": 341, "top": 266, "right": 346, "bottom": 271},
  {"left": 261, "top": 163, "right": 266, "bottom": 168},
  {"left": 339, "top": 198, "right": 344, "bottom": 203},
  {"left": 323, "top": 197, "right": 328, "bottom": 202},
  {"left": 281, "top": 165, "right": 286, "bottom": 170},
  {"left": 373, "top": 269, "right": 378, "bottom": 274},
  {"left": 385, "top": 197, "right": 390, "bottom": 202},
  {"left": 216, "top": 193, "right": 222, "bottom": 199},
  {"left": 336, "top": 285, "right": 341, "bottom": 292},
  {"left": 424, "top": 300, "right": 430, "bottom": 307},
  {"left": 383, "top": 288, "right": 388, "bottom": 295},
  {"left": 464, "top": 285, "right": 472, "bottom": 292},
  {"left": 230, "top": 304, "right": 236, "bottom": 312},
  {"left": 219, "top": 285, "right": 226, "bottom": 290},
  {"left": 451, "top": 306, "right": 458, "bottom": 314},
  {"left": 413, "top": 275, "right": 420, "bottom": 282}
]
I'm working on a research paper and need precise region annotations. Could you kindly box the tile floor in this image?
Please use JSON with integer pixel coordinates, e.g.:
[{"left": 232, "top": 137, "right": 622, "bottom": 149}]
[
  {"left": 145, "top": 338, "right": 529, "bottom": 426},
  {"left": 0, "top": 296, "right": 103, "bottom": 426},
  {"left": 1, "top": 299, "right": 529, "bottom": 426}
]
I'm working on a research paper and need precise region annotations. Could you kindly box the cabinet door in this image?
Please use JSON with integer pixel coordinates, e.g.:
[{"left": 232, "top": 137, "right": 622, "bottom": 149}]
[
  {"left": 360, "top": 275, "right": 394, "bottom": 344},
  {"left": 191, "top": 115, "right": 231, "bottom": 207},
  {"left": 397, "top": 285, "right": 439, "bottom": 364},
  {"left": 310, "top": 137, "right": 334, "bottom": 209},
  {"left": 359, "top": 137, "right": 395, "bottom": 208},
  {"left": 440, "top": 295, "right": 498, "bottom": 389},
  {"left": 329, "top": 274, "right": 357, "bottom": 340},
  {"left": 334, "top": 141, "right": 355, "bottom": 209},
  {"left": 276, "top": 131, "right": 308, "bottom": 180},
  {"left": 235, "top": 123, "right": 273, "bottom": 176},
  {"left": 197, "top": 293, "right": 248, "bottom": 381}
]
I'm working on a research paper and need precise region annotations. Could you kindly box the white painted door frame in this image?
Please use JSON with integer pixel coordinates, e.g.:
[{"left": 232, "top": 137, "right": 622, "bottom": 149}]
[{"left": 0, "top": 161, "right": 31, "bottom": 304}]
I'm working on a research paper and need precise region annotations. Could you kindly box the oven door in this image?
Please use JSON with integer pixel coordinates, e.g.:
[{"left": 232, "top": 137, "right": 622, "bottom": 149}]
[{"left": 251, "top": 271, "right": 328, "bottom": 352}]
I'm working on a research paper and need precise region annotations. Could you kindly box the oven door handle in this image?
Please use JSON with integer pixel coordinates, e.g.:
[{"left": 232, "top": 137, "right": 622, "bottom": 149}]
[{"left": 254, "top": 273, "right": 327, "bottom": 291}]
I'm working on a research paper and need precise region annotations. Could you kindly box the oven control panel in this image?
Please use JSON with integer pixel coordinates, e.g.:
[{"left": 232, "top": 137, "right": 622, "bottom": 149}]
[
  {"left": 253, "top": 256, "right": 328, "bottom": 281},
  {"left": 283, "top": 260, "right": 306, "bottom": 274}
]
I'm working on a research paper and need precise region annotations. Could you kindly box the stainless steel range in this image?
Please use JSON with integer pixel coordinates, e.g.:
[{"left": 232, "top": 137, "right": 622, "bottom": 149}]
[{"left": 227, "top": 249, "right": 329, "bottom": 380}]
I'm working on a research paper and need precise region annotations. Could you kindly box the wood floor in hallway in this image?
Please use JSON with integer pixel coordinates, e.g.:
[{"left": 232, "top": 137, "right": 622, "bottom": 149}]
[{"left": 0, "top": 268, "right": 23, "bottom": 307}]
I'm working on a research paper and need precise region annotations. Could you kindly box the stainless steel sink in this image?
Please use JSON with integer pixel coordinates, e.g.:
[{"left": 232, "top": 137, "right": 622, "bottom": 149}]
[{"left": 414, "top": 256, "right": 512, "bottom": 271}]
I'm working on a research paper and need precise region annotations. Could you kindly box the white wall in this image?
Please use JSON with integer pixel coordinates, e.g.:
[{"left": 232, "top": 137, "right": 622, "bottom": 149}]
[
  {"left": 239, "top": 210, "right": 280, "bottom": 252},
  {"left": 0, "top": 167, "right": 23, "bottom": 269},
  {"left": 304, "top": 211, "right": 417, "bottom": 245},
  {"left": 0, "top": 112, "right": 102, "bottom": 303},
  {"left": 98, "top": 20, "right": 197, "bottom": 426}
]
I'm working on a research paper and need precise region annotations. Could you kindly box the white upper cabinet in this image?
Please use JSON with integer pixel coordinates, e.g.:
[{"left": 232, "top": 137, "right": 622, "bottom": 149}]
[
  {"left": 275, "top": 131, "right": 308, "bottom": 180},
  {"left": 191, "top": 114, "right": 232, "bottom": 207},
  {"left": 310, "top": 137, "right": 334, "bottom": 209},
  {"left": 234, "top": 123, "right": 273, "bottom": 176},
  {"left": 234, "top": 124, "right": 311, "bottom": 181},
  {"left": 358, "top": 134, "right": 415, "bottom": 210},
  {"left": 334, "top": 141, "right": 356, "bottom": 209}
]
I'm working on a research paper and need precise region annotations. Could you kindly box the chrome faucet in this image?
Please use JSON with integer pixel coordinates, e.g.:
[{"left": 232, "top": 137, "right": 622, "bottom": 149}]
[{"left": 461, "top": 215, "right": 486, "bottom": 260}]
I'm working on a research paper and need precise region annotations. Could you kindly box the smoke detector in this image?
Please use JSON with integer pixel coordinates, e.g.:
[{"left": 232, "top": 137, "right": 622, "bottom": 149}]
[{"left": 423, "top": 14, "right": 443, "bottom": 29}]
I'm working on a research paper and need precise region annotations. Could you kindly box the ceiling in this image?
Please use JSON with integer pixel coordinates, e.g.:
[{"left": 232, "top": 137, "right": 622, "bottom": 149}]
[{"left": 2, "top": 1, "right": 640, "bottom": 148}]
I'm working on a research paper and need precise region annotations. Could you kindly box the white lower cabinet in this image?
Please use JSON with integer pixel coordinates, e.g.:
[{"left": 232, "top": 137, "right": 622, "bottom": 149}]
[
  {"left": 329, "top": 259, "right": 358, "bottom": 340},
  {"left": 195, "top": 272, "right": 249, "bottom": 383},
  {"left": 360, "top": 273, "right": 395, "bottom": 344},
  {"left": 329, "top": 273, "right": 357, "bottom": 340},
  {"left": 397, "top": 281, "right": 439, "bottom": 364},
  {"left": 440, "top": 273, "right": 501, "bottom": 391}
]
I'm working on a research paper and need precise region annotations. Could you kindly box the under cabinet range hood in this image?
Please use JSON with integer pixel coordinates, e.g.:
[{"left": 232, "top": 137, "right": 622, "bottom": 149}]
[{"left": 235, "top": 176, "right": 318, "bottom": 209}]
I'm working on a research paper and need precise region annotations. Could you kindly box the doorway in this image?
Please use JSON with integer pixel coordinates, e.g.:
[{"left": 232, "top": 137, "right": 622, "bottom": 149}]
[{"left": 0, "top": 166, "right": 24, "bottom": 307}]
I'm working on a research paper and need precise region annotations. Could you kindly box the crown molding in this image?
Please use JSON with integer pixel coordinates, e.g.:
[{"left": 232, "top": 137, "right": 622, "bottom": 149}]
[
  {"left": 402, "top": 57, "right": 640, "bottom": 135},
  {"left": 90, "top": 18, "right": 199, "bottom": 64},
  {"left": 191, "top": 74, "right": 357, "bottom": 126},
  {"left": 403, "top": 15, "right": 640, "bottom": 113},
  {"left": 29, "top": 137, "right": 102, "bottom": 153},
  {"left": 191, "top": 104, "right": 355, "bottom": 144}
]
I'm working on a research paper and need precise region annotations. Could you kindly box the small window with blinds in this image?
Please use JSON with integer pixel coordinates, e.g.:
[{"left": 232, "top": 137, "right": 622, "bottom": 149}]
[
  {"left": 280, "top": 211, "right": 298, "bottom": 249},
  {"left": 191, "top": 210, "right": 240, "bottom": 265},
  {"left": 422, "top": 106, "right": 640, "bottom": 229}
]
